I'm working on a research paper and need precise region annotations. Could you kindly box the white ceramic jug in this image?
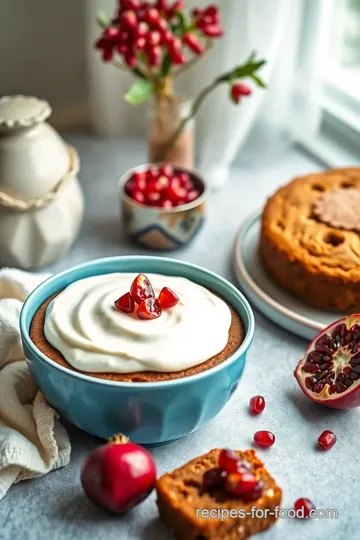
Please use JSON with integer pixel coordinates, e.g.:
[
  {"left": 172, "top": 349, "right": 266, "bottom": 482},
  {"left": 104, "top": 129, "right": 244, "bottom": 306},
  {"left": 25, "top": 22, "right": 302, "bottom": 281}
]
[{"left": 0, "top": 95, "right": 84, "bottom": 269}]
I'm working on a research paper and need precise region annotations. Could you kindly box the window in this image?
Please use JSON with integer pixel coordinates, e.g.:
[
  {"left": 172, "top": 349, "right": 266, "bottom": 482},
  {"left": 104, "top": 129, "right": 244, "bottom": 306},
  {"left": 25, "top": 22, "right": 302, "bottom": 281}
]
[{"left": 300, "top": 0, "right": 360, "bottom": 166}]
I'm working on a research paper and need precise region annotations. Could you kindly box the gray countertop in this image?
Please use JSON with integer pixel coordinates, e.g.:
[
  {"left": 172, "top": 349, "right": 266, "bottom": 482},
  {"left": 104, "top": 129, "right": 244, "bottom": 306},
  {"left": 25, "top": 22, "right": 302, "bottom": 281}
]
[{"left": 1, "top": 136, "right": 358, "bottom": 540}]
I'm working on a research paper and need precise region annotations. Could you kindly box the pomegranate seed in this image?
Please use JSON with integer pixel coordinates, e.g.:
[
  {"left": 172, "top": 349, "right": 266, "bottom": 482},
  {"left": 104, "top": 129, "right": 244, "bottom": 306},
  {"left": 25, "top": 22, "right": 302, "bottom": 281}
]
[
  {"left": 136, "top": 22, "right": 149, "bottom": 37},
  {"left": 201, "top": 24, "right": 223, "bottom": 37},
  {"left": 249, "top": 395, "right": 265, "bottom": 415},
  {"left": 137, "top": 298, "right": 162, "bottom": 320},
  {"left": 145, "top": 189, "right": 162, "bottom": 205},
  {"left": 145, "top": 7, "right": 160, "bottom": 25},
  {"left": 178, "top": 172, "right": 191, "bottom": 185},
  {"left": 102, "top": 48, "right": 114, "bottom": 62},
  {"left": 218, "top": 449, "right": 240, "bottom": 473},
  {"left": 125, "top": 53, "right": 137, "bottom": 67},
  {"left": 132, "top": 190, "right": 145, "bottom": 204},
  {"left": 130, "top": 273, "right": 155, "bottom": 304},
  {"left": 183, "top": 33, "right": 204, "bottom": 55},
  {"left": 147, "top": 46, "right": 162, "bottom": 67},
  {"left": 166, "top": 184, "right": 187, "bottom": 204},
  {"left": 158, "top": 287, "right": 179, "bottom": 309},
  {"left": 160, "top": 199, "right": 173, "bottom": 208},
  {"left": 121, "top": 10, "right": 138, "bottom": 29},
  {"left": 147, "top": 31, "right": 161, "bottom": 46},
  {"left": 231, "top": 83, "right": 252, "bottom": 104},
  {"left": 317, "top": 430, "right": 337, "bottom": 450},
  {"left": 243, "top": 481, "right": 264, "bottom": 502},
  {"left": 158, "top": 164, "right": 173, "bottom": 177},
  {"left": 117, "top": 43, "right": 129, "bottom": 55},
  {"left": 186, "top": 189, "right": 200, "bottom": 203},
  {"left": 114, "top": 292, "right": 135, "bottom": 314},
  {"left": 294, "top": 498, "right": 315, "bottom": 519},
  {"left": 135, "top": 37, "right": 147, "bottom": 50},
  {"left": 224, "top": 472, "right": 257, "bottom": 497},
  {"left": 105, "top": 26, "right": 120, "bottom": 39},
  {"left": 203, "top": 468, "right": 227, "bottom": 491},
  {"left": 156, "top": 175, "right": 169, "bottom": 190},
  {"left": 253, "top": 430, "right": 275, "bottom": 448},
  {"left": 147, "top": 167, "right": 159, "bottom": 182},
  {"left": 169, "top": 49, "right": 186, "bottom": 65}
]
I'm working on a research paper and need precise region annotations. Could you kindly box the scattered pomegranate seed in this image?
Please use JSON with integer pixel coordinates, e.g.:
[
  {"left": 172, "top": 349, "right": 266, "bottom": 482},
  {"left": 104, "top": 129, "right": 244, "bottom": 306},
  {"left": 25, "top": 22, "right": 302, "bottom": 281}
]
[
  {"left": 317, "top": 430, "right": 337, "bottom": 450},
  {"left": 253, "top": 430, "right": 275, "bottom": 448},
  {"left": 137, "top": 298, "right": 162, "bottom": 320},
  {"left": 249, "top": 395, "right": 266, "bottom": 415},
  {"left": 224, "top": 472, "right": 257, "bottom": 497},
  {"left": 294, "top": 498, "right": 316, "bottom": 518},
  {"left": 203, "top": 468, "right": 227, "bottom": 491},
  {"left": 114, "top": 292, "right": 135, "bottom": 314},
  {"left": 130, "top": 273, "right": 155, "bottom": 304},
  {"left": 158, "top": 287, "right": 179, "bottom": 309}
]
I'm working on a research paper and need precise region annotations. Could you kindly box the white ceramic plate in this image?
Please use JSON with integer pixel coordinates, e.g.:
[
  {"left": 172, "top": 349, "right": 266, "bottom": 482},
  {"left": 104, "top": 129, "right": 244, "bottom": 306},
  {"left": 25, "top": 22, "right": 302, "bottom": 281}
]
[{"left": 233, "top": 211, "right": 344, "bottom": 340}]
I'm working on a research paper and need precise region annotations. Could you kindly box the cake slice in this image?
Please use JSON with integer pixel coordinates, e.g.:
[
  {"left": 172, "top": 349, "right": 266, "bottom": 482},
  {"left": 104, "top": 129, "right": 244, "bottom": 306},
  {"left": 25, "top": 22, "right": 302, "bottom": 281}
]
[{"left": 156, "top": 448, "right": 282, "bottom": 540}]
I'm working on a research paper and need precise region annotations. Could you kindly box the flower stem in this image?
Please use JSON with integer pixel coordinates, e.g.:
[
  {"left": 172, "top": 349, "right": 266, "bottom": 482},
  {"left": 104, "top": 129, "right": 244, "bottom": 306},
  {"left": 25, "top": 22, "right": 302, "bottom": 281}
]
[{"left": 153, "top": 79, "right": 218, "bottom": 162}]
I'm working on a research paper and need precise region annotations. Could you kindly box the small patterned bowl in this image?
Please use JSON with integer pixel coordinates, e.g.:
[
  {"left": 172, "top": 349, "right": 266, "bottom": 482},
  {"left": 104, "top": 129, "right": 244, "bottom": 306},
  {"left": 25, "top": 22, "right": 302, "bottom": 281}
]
[{"left": 119, "top": 164, "right": 208, "bottom": 250}]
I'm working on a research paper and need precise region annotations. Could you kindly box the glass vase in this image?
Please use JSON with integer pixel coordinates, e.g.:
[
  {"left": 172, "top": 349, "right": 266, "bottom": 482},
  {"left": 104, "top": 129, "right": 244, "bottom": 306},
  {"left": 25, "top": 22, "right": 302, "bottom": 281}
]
[{"left": 147, "top": 97, "right": 194, "bottom": 169}]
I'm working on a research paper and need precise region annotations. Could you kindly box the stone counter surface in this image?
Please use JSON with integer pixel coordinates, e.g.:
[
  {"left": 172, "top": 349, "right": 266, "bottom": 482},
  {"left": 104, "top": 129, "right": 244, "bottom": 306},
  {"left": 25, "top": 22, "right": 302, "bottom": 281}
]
[{"left": 1, "top": 136, "right": 357, "bottom": 540}]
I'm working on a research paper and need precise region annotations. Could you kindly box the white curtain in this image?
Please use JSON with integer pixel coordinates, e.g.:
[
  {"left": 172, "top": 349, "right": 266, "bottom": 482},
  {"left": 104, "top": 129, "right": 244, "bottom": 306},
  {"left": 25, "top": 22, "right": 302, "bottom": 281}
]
[{"left": 86, "top": 0, "right": 330, "bottom": 188}]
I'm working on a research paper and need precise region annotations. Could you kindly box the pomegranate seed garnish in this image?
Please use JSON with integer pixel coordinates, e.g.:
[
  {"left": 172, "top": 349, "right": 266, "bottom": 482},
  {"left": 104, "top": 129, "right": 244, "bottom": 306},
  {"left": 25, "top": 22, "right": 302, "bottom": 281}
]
[
  {"left": 114, "top": 292, "right": 135, "bottom": 314},
  {"left": 137, "top": 298, "right": 162, "bottom": 320},
  {"left": 130, "top": 273, "right": 155, "bottom": 304},
  {"left": 249, "top": 395, "right": 266, "bottom": 415},
  {"left": 218, "top": 449, "right": 240, "bottom": 473},
  {"left": 224, "top": 472, "right": 257, "bottom": 497},
  {"left": 253, "top": 430, "right": 275, "bottom": 448},
  {"left": 294, "top": 498, "right": 315, "bottom": 518},
  {"left": 203, "top": 468, "right": 227, "bottom": 491},
  {"left": 317, "top": 430, "right": 337, "bottom": 450},
  {"left": 158, "top": 287, "right": 179, "bottom": 309},
  {"left": 243, "top": 481, "right": 264, "bottom": 502}
]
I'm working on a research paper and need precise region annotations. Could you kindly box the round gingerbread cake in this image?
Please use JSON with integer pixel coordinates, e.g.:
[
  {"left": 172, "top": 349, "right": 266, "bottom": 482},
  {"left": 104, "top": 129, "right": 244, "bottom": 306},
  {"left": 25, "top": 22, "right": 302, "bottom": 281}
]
[
  {"left": 260, "top": 168, "right": 360, "bottom": 311},
  {"left": 30, "top": 273, "right": 244, "bottom": 383}
]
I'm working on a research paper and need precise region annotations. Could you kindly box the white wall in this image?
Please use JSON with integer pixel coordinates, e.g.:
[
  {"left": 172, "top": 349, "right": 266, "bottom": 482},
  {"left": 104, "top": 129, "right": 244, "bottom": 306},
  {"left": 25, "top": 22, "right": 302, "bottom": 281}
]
[{"left": 0, "top": 0, "right": 89, "bottom": 124}]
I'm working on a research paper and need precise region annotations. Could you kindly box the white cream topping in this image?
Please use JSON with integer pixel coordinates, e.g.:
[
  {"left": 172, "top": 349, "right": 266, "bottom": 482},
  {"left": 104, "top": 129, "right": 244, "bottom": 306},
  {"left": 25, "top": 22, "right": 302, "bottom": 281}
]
[{"left": 44, "top": 273, "right": 232, "bottom": 373}]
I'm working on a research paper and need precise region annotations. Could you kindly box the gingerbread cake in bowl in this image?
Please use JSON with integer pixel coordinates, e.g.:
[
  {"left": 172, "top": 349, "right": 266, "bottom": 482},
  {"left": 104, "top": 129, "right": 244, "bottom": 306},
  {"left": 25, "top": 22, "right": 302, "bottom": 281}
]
[{"left": 260, "top": 168, "right": 360, "bottom": 312}]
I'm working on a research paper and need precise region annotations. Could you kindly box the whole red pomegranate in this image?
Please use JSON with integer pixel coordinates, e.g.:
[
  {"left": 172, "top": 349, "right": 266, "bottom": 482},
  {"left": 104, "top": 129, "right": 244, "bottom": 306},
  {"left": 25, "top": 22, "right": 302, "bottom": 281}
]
[
  {"left": 295, "top": 314, "right": 360, "bottom": 408},
  {"left": 80, "top": 434, "right": 157, "bottom": 513}
]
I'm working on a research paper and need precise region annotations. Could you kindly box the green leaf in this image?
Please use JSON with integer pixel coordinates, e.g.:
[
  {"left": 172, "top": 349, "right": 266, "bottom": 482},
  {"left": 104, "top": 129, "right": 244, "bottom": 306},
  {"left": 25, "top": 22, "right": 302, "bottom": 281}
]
[
  {"left": 250, "top": 73, "right": 267, "bottom": 88},
  {"left": 161, "top": 54, "right": 172, "bottom": 78},
  {"left": 96, "top": 10, "right": 110, "bottom": 29},
  {"left": 172, "top": 10, "right": 188, "bottom": 36},
  {"left": 218, "top": 59, "right": 267, "bottom": 83},
  {"left": 124, "top": 80, "right": 154, "bottom": 105}
]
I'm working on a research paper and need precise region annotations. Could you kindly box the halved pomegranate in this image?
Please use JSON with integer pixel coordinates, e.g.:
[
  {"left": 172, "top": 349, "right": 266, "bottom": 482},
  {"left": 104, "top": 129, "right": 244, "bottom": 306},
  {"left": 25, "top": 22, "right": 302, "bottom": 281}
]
[{"left": 295, "top": 315, "right": 360, "bottom": 408}]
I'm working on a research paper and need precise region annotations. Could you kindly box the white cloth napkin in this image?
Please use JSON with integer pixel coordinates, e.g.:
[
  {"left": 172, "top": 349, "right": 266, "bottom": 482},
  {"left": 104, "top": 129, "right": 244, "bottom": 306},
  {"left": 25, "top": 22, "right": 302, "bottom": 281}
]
[{"left": 0, "top": 268, "right": 71, "bottom": 500}]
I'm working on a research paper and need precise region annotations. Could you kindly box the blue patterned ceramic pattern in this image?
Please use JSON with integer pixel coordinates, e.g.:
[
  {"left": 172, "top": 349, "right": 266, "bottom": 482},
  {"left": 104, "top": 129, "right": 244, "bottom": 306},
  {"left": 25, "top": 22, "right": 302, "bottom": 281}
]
[
  {"left": 20, "top": 256, "right": 254, "bottom": 446},
  {"left": 120, "top": 164, "right": 208, "bottom": 250}
]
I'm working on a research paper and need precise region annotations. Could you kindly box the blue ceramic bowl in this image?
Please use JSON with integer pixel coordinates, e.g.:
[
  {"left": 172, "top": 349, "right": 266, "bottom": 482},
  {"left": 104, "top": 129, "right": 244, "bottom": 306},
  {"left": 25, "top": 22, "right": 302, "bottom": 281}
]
[{"left": 20, "top": 256, "right": 254, "bottom": 446}]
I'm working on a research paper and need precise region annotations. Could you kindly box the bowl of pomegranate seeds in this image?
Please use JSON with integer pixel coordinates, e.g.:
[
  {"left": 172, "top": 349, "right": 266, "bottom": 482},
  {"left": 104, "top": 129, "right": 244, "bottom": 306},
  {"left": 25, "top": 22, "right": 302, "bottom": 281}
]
[{"left": 120, "top": 163, "right": 208, "bottom": 249}]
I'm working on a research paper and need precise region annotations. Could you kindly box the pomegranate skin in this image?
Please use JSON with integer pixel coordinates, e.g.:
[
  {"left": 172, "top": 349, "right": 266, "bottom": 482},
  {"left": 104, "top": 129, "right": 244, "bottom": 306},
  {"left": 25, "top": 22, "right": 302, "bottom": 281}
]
[
  {"left": 294, "top": 314, "right": 360, "bottom": 409},
  {"left": 80, "top": 442, "right": 156, "bottom": 513}
]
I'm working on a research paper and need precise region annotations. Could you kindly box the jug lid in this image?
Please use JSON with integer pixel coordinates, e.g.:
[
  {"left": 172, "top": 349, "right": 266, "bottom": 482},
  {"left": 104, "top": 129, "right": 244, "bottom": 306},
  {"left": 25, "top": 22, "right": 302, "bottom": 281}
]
[{"left": 0, "top": 95, "right": 51, "bottom": 128}]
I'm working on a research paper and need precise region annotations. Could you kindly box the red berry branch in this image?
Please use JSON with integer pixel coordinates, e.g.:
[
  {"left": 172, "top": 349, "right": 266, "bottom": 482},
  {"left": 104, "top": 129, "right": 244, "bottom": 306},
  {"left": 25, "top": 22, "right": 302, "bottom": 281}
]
[{"left": 95, "top": 1, "right": 266, "bottom": 160}]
